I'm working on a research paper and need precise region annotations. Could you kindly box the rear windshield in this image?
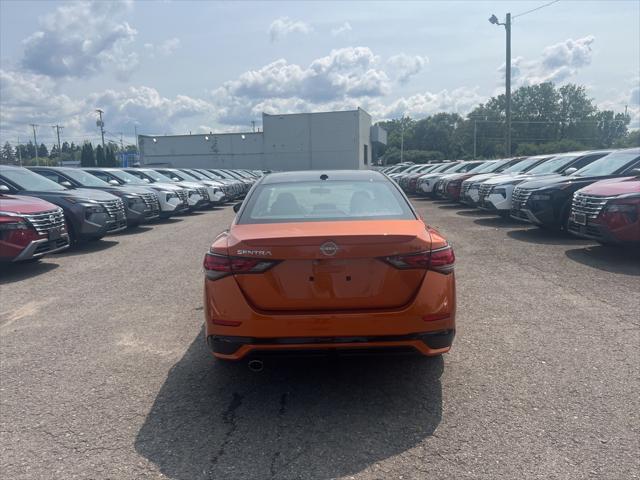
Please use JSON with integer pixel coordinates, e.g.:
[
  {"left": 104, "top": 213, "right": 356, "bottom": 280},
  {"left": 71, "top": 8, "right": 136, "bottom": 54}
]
[{"left": 239, "top": 180, "right": 415, "bottom": 224}]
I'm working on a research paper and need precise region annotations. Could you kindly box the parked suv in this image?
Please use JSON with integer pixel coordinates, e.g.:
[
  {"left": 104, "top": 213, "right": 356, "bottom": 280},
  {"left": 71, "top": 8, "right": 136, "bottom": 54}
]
[
  {"left": 460, "top": 157, "right": 527, "bottom": 206},
  {"left": 510, "top": 148, "right": 640, "bottom": 229},
  {"left": 175, "top": 169, "right": 226, "bottom": 204},
  {"left": 0, "top": 193, "right": 70, "bottom": 262},
  {"left": 478, "top": 151, "right": 609, "bottom": 216},
  {"left": 567, "top": 176, "right": 640, "bottom": 245},
  {"left": 29, "top": 167, "right": 160, "bottom": 227},
  {"left": 0, "top": 166, "right": 126, "bottom": 243},
  {"left": 150, "top": 168, "right": 213, "bottom": 209},
  {"left": 88, "top": 168, "right": 189, "bottom": 217}
]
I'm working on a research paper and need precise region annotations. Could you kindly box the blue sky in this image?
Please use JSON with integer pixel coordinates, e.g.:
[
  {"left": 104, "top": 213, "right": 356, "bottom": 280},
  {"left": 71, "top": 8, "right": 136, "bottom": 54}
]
[{"left": 1, "top": 0, "right": 638, "bottom": 147}]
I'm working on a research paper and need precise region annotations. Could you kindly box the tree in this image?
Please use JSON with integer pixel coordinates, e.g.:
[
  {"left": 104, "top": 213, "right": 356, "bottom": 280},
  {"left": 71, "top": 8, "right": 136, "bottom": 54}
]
[
  {"left": 95, "top": 144, "right": 106, "bottom": 167},
  {"left": 37, "top": 143, "right": 48, "bottom": 158},
  {"left": 105, "top": 146, "right": 117, "bottom": 167},
  {"left": 80, "top": 142, "right": 96, "bottom": 167},
  {"left": 613, "top": 129, "right": 640, "bottom": 148},
  {"left": 1, "top": 142, "right": 16, "bottom": 164}
]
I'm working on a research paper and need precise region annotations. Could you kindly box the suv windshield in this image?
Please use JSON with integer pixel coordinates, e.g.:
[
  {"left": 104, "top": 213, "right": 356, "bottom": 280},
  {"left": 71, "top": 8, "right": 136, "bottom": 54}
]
[
  {"left": 503, "top": 157, "right": 548, "bottom": 173},
  {"left": 108, "top": 170, "right": 149, "bottom": 185},
  {"left": 62, "top": 169, "right": 110, "bottom": 187},
  {"left": 574, "top": 151, "right": 640, "bottom": 177},
  {"left": 526, "top": 155, "right": 582, "bottom": 174},
  {"left": 138, "top": 170, "right": 174, "bottom": 183},
  {"left": 0, "top": 167, "right": 66, "bottom": 191},
  {"left": 239, "top": 180, "right": 415, "bottom": 224}
]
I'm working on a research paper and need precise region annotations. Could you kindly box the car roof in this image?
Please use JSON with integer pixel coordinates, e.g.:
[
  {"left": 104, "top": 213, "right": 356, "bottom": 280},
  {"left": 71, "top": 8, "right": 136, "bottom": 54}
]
[{"left": 260, "top": 170, "right": 386, "bottom": 184}]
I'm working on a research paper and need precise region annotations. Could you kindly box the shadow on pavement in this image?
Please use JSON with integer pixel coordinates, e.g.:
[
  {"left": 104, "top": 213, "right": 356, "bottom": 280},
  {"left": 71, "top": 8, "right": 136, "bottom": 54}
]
[
  {"left": 565, "top": 245, "right": 640, "bottom": 276},
  {"left": 456, "top": 209, "right": 493, "bottom": 217},
  {"left": 506, "top": 228, "right": 592, "bottom": 246},
  {"left": 112, "top": 225, "right": 153, "bottom": 236},
  {"left": 154, "top": 217, "right": 183, "bottom": 225},
  {"left": 54, "top": 239, "right": 119, "bottom": 257},
  {"left": 135, "top": 333, "right": 443, "bottom": 480},
  {"left": 438, "top": 203, "right": 465, "bottom": 210},
  {"left": 0, "top": 261, "right": 59, "bottom": 284},
  {"left": 474, "top": 216, "right": 525, "bottom": 228}
]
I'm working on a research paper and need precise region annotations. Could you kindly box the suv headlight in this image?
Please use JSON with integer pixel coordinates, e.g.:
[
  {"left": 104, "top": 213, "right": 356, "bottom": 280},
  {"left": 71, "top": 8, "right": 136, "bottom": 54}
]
[{"left": 166, "top": 192, "right": 177, "bottom": 200}]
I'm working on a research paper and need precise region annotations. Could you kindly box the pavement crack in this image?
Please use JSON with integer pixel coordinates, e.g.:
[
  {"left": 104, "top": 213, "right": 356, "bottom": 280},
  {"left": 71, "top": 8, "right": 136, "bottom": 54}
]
[
  {"left": 207, "top": 392, "right": 243, "bottom": 477},
  {"left": 269, "top": 392, "right": 289, "bottom": 478}
]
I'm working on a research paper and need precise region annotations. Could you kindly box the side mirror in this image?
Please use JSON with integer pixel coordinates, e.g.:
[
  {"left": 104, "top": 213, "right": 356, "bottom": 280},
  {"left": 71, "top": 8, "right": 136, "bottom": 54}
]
[
  {"left": 172, "top": 177, "right": 180, "bottom": 182},
  {"left": 564, "top": 167, "right": 578, "bottom": 176},
  {"left": 143, "top": 178, "right": 150, "bottom": 183},
  {"left": 60, "top": 180, "right": 73, "bottom": 188},
  {"left": 629, "top": 168, "right": 640, "bottom": 177},
  {"left": 0, "top": 185, "right": 10, "bottom": 193},
  {"left": 233, "top": 202, "right": 242, "bottom": 213},
  {"left": 108, "top": 179, "right": 120, "bottom": 186}
]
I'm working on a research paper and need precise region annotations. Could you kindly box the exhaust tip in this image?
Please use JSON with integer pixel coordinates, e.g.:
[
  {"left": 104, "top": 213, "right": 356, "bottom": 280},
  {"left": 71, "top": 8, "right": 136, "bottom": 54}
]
[{"left": 247, "top": 359, "right": 264, "bottom": 372}]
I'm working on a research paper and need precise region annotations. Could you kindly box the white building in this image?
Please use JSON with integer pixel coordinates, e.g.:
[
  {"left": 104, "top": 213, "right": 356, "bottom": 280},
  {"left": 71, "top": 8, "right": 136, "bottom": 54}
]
[{"left": 138, "top": 108, "right": 387, "bottom": 171}]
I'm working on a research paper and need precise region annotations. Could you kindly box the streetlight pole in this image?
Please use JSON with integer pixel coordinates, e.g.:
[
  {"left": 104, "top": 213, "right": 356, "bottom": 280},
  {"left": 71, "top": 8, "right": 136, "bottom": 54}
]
[{"left": 489, "top": 13, "right": 512, "bottom": 157}]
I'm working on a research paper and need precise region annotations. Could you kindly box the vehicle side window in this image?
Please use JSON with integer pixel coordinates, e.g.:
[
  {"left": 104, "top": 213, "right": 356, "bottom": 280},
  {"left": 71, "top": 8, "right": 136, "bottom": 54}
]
[
  {"left": 0, "top": 178, "right": 16, "bottom": 192},
  {"left": 572, "top": 154, "right": 605, "bottom": 169},
  {"left": 35, "top": 170, "right": 62, "bottom": 183},
  {"left": 90, "top": 171, "right": 110, "bottom": 182}
]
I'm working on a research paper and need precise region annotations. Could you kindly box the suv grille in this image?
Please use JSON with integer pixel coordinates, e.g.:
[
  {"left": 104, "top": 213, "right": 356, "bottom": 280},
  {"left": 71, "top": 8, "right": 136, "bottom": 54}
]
[
  {"left": 511, "top": 187, "right": 534, "bottom": 210},
  {"left": 176, "top": 189, "right": 188, "bottom": 204},
  {"left": 99, "top": 198, "right": 125, "bottom": 218},
  {"left": 478, "top": 184, "right": 493, "bottom": 200},
  {"left": 571, "top": 192, "right": 617, "bottom": 219},
  {"left": 198, "top": 187, "right": 210, "bottom": 201},
  {"left": 140, "top": 192, "right": 160, "bottom": 215},
  {"left": 23, "top": 208, "right": 65, "bottom": 235}
]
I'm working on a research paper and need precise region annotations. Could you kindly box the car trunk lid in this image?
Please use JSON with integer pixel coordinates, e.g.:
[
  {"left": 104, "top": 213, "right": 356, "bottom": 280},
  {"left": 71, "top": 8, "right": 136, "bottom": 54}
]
[{"left": 227, "top": 220, "right": 430, "bottom": 312}]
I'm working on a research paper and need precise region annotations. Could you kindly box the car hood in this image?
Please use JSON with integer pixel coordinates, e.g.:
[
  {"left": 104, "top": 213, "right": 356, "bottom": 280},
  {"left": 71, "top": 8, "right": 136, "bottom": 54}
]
[
  {"left": 578, "top": 177, "right": 640, "bottom": 196},
  {"left": 482, "top": 173, "right": 563, "bottom": 187},
  {"left": 517, "top": 174, "right": 628, "bottom": 192},
  {"left": 0, "top": 194, "right": 59, "bottom": 214},
  {"left": 16, "top": 187, "right": 119, "bottom": 201},
  {"left": 462, "top": 173, "right": 501, "bottom": 185},
  {"left": 175, "top": 181, "right": 205, "bottom": 189}
]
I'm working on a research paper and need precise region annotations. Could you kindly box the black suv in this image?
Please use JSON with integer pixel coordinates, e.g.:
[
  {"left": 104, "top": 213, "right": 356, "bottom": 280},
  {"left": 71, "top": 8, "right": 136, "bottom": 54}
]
[
  {"left": 510, "top": 148, "right": 640, "bottom": 229},
  {"left": 0, "top": 166, "right": 126, "bottom": 243},
  {"left": 28, "top": 167, "right": 160, "bottom": 227}
]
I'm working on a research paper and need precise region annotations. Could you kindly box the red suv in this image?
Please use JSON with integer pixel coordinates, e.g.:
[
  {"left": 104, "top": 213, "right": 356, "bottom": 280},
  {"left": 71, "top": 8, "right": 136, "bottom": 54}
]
[
  {"left": 568, "top": 176, "right": 640, "bottom": 246},
  {"left": 0, "top": 193, "right": 70, "bottom": 262}
]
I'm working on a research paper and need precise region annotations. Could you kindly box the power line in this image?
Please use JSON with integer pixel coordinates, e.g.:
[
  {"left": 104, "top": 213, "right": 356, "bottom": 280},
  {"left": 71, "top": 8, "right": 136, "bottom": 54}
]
[{"left": 513, "top": 0, "right": 561, "bottom": 19}]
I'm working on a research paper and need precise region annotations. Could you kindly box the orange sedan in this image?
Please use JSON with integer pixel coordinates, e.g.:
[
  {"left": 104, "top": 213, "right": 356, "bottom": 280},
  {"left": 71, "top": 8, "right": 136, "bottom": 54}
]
[{"left": 203, "top": 170, "right": 456, "bottom": 361}]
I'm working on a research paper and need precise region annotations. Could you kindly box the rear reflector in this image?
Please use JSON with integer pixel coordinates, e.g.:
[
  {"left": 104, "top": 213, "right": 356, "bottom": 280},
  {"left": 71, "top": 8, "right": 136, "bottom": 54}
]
[
  {"left": 204, "top": 252, "right": 279, "bottom": 280},
  {"left": 383, "top": 245, "right": 455, "bottom": 274},
  {"left": 422, "top": 313, "right": 451, "bottom": 322}
]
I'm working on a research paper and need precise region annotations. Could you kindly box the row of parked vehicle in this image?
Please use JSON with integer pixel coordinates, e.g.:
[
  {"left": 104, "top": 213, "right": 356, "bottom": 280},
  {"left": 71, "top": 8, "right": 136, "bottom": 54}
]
[
  {"left": 0, "top": 166, "right": 262, "bottom": 263},
  {"left": 384, "top": 147, "right": 640, "bottom": 246}
]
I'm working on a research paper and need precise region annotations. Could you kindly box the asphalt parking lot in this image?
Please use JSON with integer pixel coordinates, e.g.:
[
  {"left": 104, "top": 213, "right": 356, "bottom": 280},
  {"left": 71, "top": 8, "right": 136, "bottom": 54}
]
[{"left": 1, "top": 200, "right": 639, "bottom": 480}]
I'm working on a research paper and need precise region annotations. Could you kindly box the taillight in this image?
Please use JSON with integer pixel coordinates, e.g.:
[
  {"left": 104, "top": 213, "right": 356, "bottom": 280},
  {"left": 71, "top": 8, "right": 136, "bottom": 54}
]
[
  {"left": 383, "top": 246, "right": 455, "bottom": 274},
  {"left": 203, "top": 252, "right": 279, "bottom": 280}
]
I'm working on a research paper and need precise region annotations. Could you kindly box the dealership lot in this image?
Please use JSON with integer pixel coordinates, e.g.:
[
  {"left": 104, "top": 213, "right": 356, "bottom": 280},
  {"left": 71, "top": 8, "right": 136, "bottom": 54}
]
[{"left": 1, "top": 200, "right": 638, "bottom": 479}]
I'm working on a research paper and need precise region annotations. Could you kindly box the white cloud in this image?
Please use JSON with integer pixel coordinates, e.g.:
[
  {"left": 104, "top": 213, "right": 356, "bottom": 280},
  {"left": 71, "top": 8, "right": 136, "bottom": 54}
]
[
  {"left": 331, "top": 21, "right": 352, "bottom": 36},
  {"left": 215, "top": 47, "right": 390, "bottom": 110},
  {"left": 268, "top": 17, "right": 312, "bottom": 42},
  {"left": 501, "top": 35, "right": 596, "bottom": 87},
  {"left": 157, "top": 37, "right": 181, "bottom": 56},
  {"left": 21, "top": 0, "right": 138, "bottom": 80},
  {"left": 387, "top": 54, "right": 429, "bottom": 83}
]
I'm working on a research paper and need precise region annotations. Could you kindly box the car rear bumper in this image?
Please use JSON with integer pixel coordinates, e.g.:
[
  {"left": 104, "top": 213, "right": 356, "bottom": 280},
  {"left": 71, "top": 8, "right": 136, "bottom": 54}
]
[
  {"left": 204, "top": 271, "right": 456, "bottom": 360},
  {"left": 207, "top": 330, "right": 455, "bottom": 360}
]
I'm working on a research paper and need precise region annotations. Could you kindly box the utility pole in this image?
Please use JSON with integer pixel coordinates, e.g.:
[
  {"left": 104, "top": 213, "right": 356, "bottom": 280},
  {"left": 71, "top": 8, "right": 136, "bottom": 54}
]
[
  {"left": 17, "top": 136, "right": 22, "bottom": 166},
  {"left": 134, "top": 125, "right": 139, "bottom": 152},
  {"left": 473, "top": 120, "right": 477, "bottom": 159},
  {"left": 400, "top": 115, "right": 405, "bottom": 163},
  {"left": 489, "top": 13, "right": 512, "bottom": 157},
  {"left": 251, "top": 120, "right": 256, "bottom": 132},
  {"left": 95, "top": 109, "right": 105, "bottom": 150},
  {"left": 52, "top": 124, "right": 64, "bottom": 166},
  {"left": 30, "top": 124, "right": 39, "bottom": 166}
]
